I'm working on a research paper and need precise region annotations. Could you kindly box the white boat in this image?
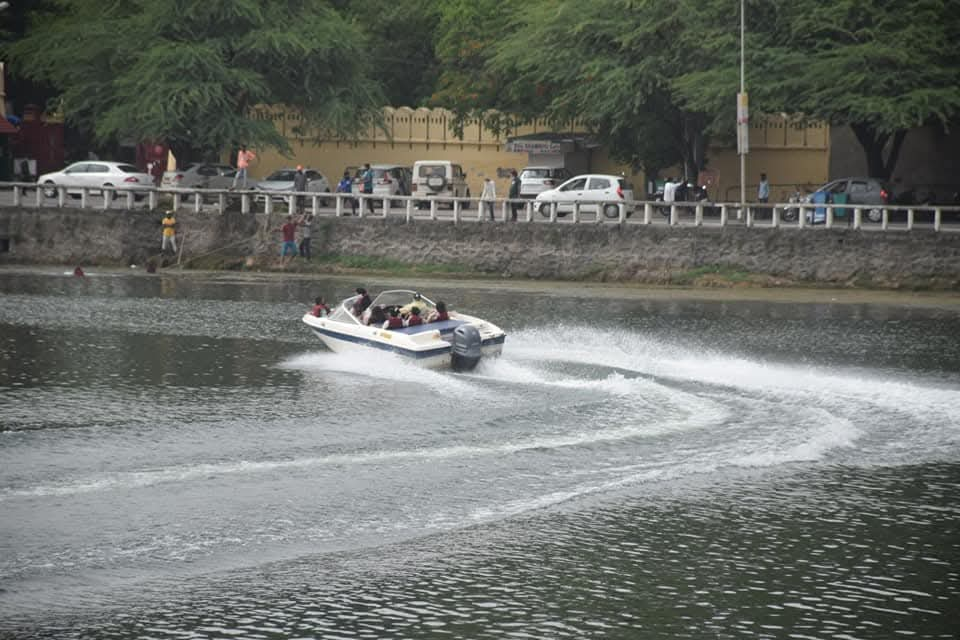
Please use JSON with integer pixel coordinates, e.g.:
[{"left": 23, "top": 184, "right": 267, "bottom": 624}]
[{"left": 302, "top": 289, "right": 506, "bottom": 370}]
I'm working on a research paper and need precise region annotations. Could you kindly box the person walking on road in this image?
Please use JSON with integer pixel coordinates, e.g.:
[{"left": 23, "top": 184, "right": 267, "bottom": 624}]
[
  {"left": 336, "top": 171, "right": 357, "bottom": 215},
  {"left": 481, "top": 177, "right": 496, "bottom": 221},
  {"left": 161, "top": 210, "right": 177, "bottom": 255},
  {"left": 508, "top": 170, "right": 521, "bottom": 221},
  {"left": 292, "top": 165, "right": 308, "bottom": 215},
  {"left": 758, "top": 173, "right": 770, "bottom": 203},
  {"left": 361, "top": 163, "right": 377, "bottom": 213},
  {"left": 232, "top": 145, "right": 256, "bottom": 189}
]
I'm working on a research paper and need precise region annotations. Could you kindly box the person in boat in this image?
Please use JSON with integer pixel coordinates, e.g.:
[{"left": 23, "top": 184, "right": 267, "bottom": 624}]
[
  {"left": 382, "top": 307, "right": 404, "bottom": 330},
  {"left": 311, "top": 296, "right": 330, "bottom": 317},
  {"left": 367, "top": 305, "right": 387, "bottom": 326},
  {"left": 404, "top": 306, "right": 424, "bottom": 327},
  {"left": 399, "top": 292, "right": 431, "bottom": 318},
  {"left": 425, "top": 301, "right": 449, "bottom": 323},
  {"left": 352, "top": 287, "right": 372, "bottom": 316}
]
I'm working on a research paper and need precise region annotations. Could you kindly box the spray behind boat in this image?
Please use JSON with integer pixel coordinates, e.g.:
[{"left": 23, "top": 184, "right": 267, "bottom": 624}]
[{"left": 451, "top": 324, "right": 482, "bottom": 371}]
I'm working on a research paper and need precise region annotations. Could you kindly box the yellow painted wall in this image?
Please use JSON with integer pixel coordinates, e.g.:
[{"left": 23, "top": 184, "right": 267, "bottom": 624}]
[{"left": 220, "top": 107, "right": 829, "bottom": 203}]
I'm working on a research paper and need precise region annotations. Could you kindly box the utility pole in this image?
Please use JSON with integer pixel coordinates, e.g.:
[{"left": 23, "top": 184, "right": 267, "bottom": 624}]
[{"left": 737, "top": 0, "right": 748, "bottom": 217}]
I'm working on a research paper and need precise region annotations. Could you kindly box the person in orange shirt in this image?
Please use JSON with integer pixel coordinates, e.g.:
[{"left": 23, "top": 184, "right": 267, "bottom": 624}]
[{"left": 232, "top": 145, "right": 256, "bottom": 189}]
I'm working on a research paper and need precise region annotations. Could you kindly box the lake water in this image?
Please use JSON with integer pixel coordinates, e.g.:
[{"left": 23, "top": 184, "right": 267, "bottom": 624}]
[{"left": 1, "top": 268, "right": 958, "bottom": 639}]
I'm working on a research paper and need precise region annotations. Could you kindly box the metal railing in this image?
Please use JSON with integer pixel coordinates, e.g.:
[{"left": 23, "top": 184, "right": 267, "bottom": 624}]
[{"left": 1, "top": 182, "right": 957, "bottom": 232}]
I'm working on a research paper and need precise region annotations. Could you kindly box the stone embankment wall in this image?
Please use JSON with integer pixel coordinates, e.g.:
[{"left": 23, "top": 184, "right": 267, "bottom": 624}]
[{"left": 1, "top": 208, "right": 958, "bottom": 289}]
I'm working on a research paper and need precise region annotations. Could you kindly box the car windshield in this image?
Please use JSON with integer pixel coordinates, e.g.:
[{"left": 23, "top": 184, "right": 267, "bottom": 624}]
[
  {"left": 118, "top": 164, "right": 140, "bottom": 173},
  {"left": 266, "top": 171, "right": 296, "bottom": 181}
]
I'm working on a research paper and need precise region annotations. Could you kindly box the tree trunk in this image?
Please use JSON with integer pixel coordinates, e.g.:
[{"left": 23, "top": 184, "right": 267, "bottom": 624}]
[{"left": 850, "top": 123, "right": 907, "bottom": 179}]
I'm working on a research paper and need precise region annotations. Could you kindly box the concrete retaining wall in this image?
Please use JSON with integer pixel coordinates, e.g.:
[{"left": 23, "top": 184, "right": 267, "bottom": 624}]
[{"left": 1, "top": 208, "right": 958, "bottom": 289}]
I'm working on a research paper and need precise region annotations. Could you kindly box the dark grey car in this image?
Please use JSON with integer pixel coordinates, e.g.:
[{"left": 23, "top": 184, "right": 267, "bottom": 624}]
[{"left": 786, "top": 177, "right": 893, "bottom": 223}]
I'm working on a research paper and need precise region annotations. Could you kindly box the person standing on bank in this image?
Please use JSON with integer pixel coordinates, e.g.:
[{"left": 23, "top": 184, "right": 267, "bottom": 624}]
[
  {"left": 508, "top": 170, "right": 521, "bottom": 221},
  {"left": 292, "top": 165, "right": 308, "bottom": 215},
  {"left": 481, "top": 177, "right": 496, "bottom": 221},
  {"left": 758, "top": 173, "right": 770, "bottom": 203},
  {"left": 278, "top": 215, "right": 298, "bottom": 267},
  {"left": 161, "top": 210, "right": 177, "bottom": 255},
  {"left": 232, "top": 145, "right": 256, "bottom": 189},
  {"left": 298, "top": 213, "right": 313, "bottom": 260}
]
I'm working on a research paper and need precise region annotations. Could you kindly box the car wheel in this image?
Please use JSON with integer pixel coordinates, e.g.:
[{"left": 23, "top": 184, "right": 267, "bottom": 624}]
[
  {"left": 538, "top": 202, "right": 553, "bottom": 217},
  {"left": 42, "top": 181, "right": 57, "bottom": 198},
  {"left": 782, "top": 207, "right": 798, "bottom": 222},
  {"left": 866, "top": 207, "right": 883, "bottom": 223},
  {"left": 603, "top": 203, "right": 620, "bottom": 219}
]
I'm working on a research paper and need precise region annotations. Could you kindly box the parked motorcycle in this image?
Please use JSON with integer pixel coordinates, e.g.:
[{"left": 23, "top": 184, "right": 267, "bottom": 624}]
[{"left": 782, "top": 188, "right": 804, "bottom": 222}]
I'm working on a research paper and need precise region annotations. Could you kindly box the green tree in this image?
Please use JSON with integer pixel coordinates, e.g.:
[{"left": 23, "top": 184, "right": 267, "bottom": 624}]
[
  {"left": 762, "top": 0, "right": 960, "bottom": 178},
  {"left": 5, "top": 0, "right": 385, "bottom": 163}
]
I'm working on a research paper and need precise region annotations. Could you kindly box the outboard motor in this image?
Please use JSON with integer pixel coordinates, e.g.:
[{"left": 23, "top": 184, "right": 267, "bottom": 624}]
[{"left": 451, "top": 325, "right": 482, "bottom": 371}]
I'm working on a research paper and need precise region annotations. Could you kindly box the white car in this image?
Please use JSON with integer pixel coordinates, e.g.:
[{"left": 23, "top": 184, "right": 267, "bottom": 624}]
[
  {"left": 535, "top": 174, "right": 636, "bottom": 218},
  {"left": 519, "top": 166, "right": 571, "bottom": 199},
  {"left": 352, "top": 164, "right": 412, "bottom": 203},
  {"left": 254, "top": 168, "right": 331, "bottom": 204},
  {"left": 38, "top": 161, "right": 154, "bottom": 200}
]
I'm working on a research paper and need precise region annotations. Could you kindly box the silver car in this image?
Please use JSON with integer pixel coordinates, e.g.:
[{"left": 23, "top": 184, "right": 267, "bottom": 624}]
[
  {"left": 161, "top": 163, "right": 236, "bottom": 190},
  {"left": 37, "top": 161, "right": 153, "bottom": 200},
  {"left": 255, "top": 168, "right": 331, "bottom": 204},
  {"left": 519, "top": 166, "right": 572, "bottom": 199}
]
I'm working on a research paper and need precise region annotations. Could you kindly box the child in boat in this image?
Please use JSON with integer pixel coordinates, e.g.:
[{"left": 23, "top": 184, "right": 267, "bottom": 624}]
[
  {"left": 404, "top": 306, "right": 423, "bottom": 327},
  {"left": 382, "top": 307, "right": 404, "bottom": 329},
  {"left": 311, "top": 296, "right": 330, "bottom": 317},
  {"left": 426, "top": 301, "right": 449, "bottom": 323}
]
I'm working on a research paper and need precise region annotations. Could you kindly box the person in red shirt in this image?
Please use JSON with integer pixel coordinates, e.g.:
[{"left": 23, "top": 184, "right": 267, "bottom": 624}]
[
  {"left": 311, "top": 296, "right": 330, "bottom": 317},
  {"left": 404, "top": 306, "right": 423, "bottom": 327},
  {"left": 426, "top": 301, "right": 449, "bottom": 323},
  {"left": 278, "top": 215, "right": 298, "bottom": 267},
  {"left": 382, "top": 307, "right": 404, "bottom": 329}
]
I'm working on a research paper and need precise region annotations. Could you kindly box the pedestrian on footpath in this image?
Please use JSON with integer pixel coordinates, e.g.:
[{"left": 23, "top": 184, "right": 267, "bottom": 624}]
[
  {"left": 361, "top": 163, "right": 376, "bottom": 213},
  {"left": 336, "top": 171, "right": 357, "bottom": 215},
  {"left": 232, "top": 145, "right": 256, "bottom": 189},
  {"left": 758, "top": 173, "right": 770, "bottom": 203},
  {"left": 292, "top": 165, "right": 308, "bottom": 215},
  {"left": 481, "top": 177, "right": 496, "bottom": 221},
  {"left": 508, "top": 170, "right": 521, "bottom": 221},
  {"left": 161, "top": 210, "right": 177, "bottom": 255}
]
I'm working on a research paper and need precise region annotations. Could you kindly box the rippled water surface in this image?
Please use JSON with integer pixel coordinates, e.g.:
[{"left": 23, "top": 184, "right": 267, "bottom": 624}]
[{"left": 1, "top": 268, "right": 958, "bottom": 639}]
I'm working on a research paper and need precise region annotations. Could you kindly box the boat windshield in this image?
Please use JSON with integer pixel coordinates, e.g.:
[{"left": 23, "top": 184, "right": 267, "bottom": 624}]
[
  {"left": 329, "top": 295, "right": 362, "bottom": 324},
  {"left": 368, "top": 290, "right": 435, "bottom": 309}
]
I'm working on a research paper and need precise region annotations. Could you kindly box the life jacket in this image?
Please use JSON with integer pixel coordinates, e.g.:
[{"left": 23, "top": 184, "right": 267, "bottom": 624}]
[
  {"left": 312, "top": 304, "right": 329, "bottom": 317},
  {"left": 406, "top": 315, "right": 423, "bottom": 326},
  {"left": 385, "top": 316, "right": 403, "bottom": 328},
  {"left": 435, "top": 311, "right": 449, "bottom": 322}
]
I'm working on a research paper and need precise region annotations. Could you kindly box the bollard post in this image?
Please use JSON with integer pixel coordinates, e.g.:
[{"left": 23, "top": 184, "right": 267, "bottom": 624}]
[
  {"left": 719, "top": 204, "right": 728, "bottom": 227},
  {"left": 312, "top": 195, "right": 318, "bottom": 217},
  {"left": 826, "top": 205, "right": 834, "bottom": 229},
  {"left": 798, "top": 205, "right": 806, "bottom": 229},
  {"left": 881, "top": 207, "right": 888, "bottom": 231},
  {"left": 81, "top": 188, "right": 88, "bottom": 209},
  {"left": 127, "top": 191, "right": 135, "bottom": 210},
  {"left": 453, "top": 200, "right": 461, "bottom": 224},
  {"left": 382, "top": 197, "right": 389, "bottom": 217},
  {"left": 771, "top": 205, "right": 779, "bottom": 228},
  {"left": 405, "top": 198, "right": 413, "bottom": 223},
  {"left": 57, "top": 186, "right": 66, "bottom": 208},
  {"left": 670, "top": 204, "right": 678, "bottom": 226},
  {"left": 618, "top": 202, "right": 626, "bottom": 225},
  {"left": 549, "top": 202, "right": 557, "bottom": 223},
  {"left": 525, "top": 201, "right": 532, "bottom": 223},
  {"left": 745, "top": 204, "right": 753, "bottom": 227},
  {"left": 218, "top": 193, "right": 226, "bottom": 214},
  {"left": 853, "top": 206, "right": 862, "bottom": 230},
  {"left": 695, "top": 203, "right": 703, "bottom": 226},
  {"left": 241, "top": 194, "right": 250, "bottom": 214},
  {"left": 572, "top": 202, "right": 580, "bottom": 223},
  {"left": 172, "top": 192, "right": 181, "bottom": 212},
  {"left": 644, "top": 202, "right": 652, "bottom": 225},
  {"left": 103, "top": 189, "right": 111, "bottom": 210},
  {"left": 12, "top": 185, "right": 21, "bottom": 207},
  {"left": 934, "top": 208, "right": 942, "bottom": 232},
  {"left": 264, "top": 195, "right": 273, "bottom": 215},
  {"left": 35, "top": 186, "right": 42, "bottom": 208},
  {"left": 335, "top": 194, "right": 343, "bottom": 217},
  {"left": 430, "top": 199, "right": 438, "bottom": 221},
  {"left": 906, "top": 208, "right": 914, "bottom": 231},
  {"left": 149, "top": 190, "right": 158, "bottom": 211},
  {"left": 194, "top": 192, "right": 201, "bottom": 214}
]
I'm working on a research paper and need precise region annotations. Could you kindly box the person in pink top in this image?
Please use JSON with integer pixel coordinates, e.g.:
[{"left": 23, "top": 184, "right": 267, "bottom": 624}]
[{"left": 232, "top": 145, "right": 256, "bottom": 189}]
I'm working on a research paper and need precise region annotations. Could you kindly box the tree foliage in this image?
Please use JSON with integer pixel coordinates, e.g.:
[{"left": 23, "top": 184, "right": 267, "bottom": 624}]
[{"left": 5, "top": 0, "right": 385, "bottom": 163}]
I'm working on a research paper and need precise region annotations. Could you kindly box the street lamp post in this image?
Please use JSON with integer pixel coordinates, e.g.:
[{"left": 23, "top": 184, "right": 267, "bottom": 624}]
[{"left": 737, "top": 0, "right": 748, "bottom": 216}]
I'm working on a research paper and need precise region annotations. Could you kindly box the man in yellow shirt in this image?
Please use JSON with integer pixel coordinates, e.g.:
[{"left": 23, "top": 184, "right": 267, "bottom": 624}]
[{"left": 161, "top": 210, "right": 177, "bottom": 255}]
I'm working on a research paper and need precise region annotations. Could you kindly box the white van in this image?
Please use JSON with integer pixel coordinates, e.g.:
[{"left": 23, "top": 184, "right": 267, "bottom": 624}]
[{"left": 411, "top": 160, "right": 470, "bottom": 208}]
